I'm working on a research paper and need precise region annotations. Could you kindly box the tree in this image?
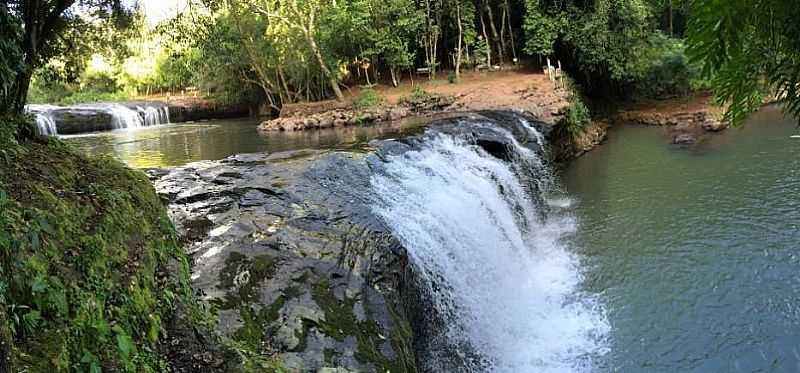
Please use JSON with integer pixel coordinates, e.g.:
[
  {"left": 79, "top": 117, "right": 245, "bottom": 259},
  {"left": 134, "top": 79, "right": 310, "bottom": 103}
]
[
  {"left": 367, "top": 0, "right": 423, "bottom": 86},
  {"left": 687, "top": 0, "right": 800, "bottom": 125},
  {"left": 1, "top": 0, "right": 133, "bottom": 120},
  {"left": 0, "top": 6, "right": 24, "bottom": 116},
  {"left": 256, "top": 0, "right": 345, "bottom": 101},
  {"left": 449, "top": 0, "right": 476, "bottom": 80},
  {"left": 483, "top": 0, "right": 503, "bottom": 63},
  {"left": 522, "top": 0, "right": 655, "bottom": 94},
  {"left": 522, "top": 0, "right": 563, "bottom": 57},
  {"left": 421, "top": 0, "right": 443, "bottom": 79}
]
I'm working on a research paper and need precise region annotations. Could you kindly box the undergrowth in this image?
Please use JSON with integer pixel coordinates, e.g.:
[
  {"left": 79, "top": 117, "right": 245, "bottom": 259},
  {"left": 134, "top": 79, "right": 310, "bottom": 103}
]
[
  {"left": 352, "top": 88, "right": 385, "bottom": 111},
  {"left": 559, "top": 78, "right": 591, "bottom": 136},
  {"left": 0, "top": 117, "right": 199, "bottom": 372}
]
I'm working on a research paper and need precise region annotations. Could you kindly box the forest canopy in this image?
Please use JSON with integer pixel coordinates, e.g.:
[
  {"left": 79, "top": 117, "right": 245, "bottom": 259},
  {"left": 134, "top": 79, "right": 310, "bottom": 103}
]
[
  {"left": 3, "top": 0, "right": 799, "bottom": 125},
  {"left": 2, "top": 0, "right": 697, "bottom": 112}
]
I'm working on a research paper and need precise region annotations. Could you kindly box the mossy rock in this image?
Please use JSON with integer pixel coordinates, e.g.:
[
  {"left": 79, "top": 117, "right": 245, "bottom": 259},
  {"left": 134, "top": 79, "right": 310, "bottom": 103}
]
[
  {"left": 153, "top": 151, "right": 419, "bottom": 373},
  {"left": 0, "top": 119, "right": 233, "bottom": 372}
]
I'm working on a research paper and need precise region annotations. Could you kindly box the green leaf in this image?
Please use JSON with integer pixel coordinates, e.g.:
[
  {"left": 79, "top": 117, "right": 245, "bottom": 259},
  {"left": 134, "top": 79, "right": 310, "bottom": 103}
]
[
  {"left": 37, "top": 216, "right": 56, "bottom": 235},
  {"left": 113, "top": 325, "right": 136, "bottom": 359},
  {"left": 31, "top": 276, "right": 48, "bottom": 293},
  {"left": 81, "top": 351, "right": 102, "bottom": 373}
]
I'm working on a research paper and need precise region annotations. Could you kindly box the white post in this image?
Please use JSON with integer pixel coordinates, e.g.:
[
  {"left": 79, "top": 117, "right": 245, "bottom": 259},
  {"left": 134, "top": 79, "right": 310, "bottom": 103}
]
[{"left": 547, "top": 58, "right": 553, "bottom": 81}]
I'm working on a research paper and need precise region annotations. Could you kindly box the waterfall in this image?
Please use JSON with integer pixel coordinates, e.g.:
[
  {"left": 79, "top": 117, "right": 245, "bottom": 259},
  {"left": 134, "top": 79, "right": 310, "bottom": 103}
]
[
  {"left": 91, "top": 103, "right": 171, "bottom": 130},
  {"left": 24, "top": 102, "right": 171, "bottom": 135},
  {"left": 26, "top": 104, "right": 60, "bottom": 136},
  {"left": 371, "top": 121, "right": 608, "bottom": 372}
]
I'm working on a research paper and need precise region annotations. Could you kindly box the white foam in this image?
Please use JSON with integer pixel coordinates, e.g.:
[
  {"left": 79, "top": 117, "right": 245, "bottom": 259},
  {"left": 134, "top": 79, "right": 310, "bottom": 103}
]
[
  {"left": 371, "top": 131, "right": 608, "bottom": 372},
  {"left": 26, "top": 104, "right": 60, "bottom": 135},
  {"left": 25, "top": 102, "right": 171, "bottom": 135}
]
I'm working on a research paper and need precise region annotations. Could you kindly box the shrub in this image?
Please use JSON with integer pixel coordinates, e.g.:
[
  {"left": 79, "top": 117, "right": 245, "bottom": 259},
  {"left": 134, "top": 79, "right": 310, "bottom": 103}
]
[
  {"left": 559, "top": 79, "right": 591, "bottom": 135},
  {"left": 631, "top": 33, "right": 708, "bottom": 98},
  {"left": 352, "top": 88, "right": 384, "bottom": 110},
  {"left": 447, "top": 71, "right": 457, "bottom": 84},
  {"left": 400, "top": 86, "right": 432, "bottom": 104}
]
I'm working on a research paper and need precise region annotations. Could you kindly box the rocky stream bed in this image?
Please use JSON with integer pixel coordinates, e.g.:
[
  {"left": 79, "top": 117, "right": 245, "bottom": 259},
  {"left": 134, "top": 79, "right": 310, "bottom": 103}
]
[{"left": 149, "top": 112, "right": 552, "bottom": 372}]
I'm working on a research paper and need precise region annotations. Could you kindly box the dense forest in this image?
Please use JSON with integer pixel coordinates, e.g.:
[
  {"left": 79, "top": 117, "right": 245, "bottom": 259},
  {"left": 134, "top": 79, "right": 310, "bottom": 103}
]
[
  {"left": 5, "top": 0, "right": 700, "bottom": 112},
  {"left": 3, "top": 1, "right": 800, "bottom": 125}
]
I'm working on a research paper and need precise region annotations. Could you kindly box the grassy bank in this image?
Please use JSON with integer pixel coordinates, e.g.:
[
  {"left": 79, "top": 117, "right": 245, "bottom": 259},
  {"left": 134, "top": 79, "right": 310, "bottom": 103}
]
[{"left": 0, "top": 117, "right": 210, "bottom": 372}]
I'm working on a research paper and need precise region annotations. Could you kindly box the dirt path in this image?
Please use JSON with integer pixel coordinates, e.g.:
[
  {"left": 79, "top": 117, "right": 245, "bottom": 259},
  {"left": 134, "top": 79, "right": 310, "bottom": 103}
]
[{"left": 280, "top": 69, "right": 570, "bottom": 125}]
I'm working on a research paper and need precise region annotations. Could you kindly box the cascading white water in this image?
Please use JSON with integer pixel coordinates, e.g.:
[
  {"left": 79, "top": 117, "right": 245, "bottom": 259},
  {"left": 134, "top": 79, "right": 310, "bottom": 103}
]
[
  {"left": 26, "top": 104, "right": 60, "bottom": 136},
  {"left": 101, "top": 103, "right": 170, "bottom": 129},
  {"left": 371, "top": 124, "right": 608, "bottom": 372},
  {"left": 139, "top": 105, "right": 170, "bottom": 126},
  {"left": 24, "top": 103, "right": 171, "bottom": 135}
]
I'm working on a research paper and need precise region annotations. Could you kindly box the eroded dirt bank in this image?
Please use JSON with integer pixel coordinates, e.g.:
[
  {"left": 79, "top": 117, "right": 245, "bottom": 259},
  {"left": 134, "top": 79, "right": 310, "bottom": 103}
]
[{"left": 259, "top": 71, "right": 571, "bottom": 130}]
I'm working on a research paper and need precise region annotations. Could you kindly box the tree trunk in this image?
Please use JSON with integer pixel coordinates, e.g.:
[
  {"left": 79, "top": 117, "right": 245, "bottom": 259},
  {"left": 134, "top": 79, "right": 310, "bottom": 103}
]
[
  {"left": 306, "top": 32, "right": 344, "bottom": 101},
  {"left": 668, "top": 0, "right": 673, "bottom": 36},
  {"left": 478, "top": 7, "right": 491, "bottom": 67},
  {"left": 9, "top": 69, "right": 32, "bottom": 116},
  {"left": 364, "top": 66, "right": 372, "bottom": 86},
  {"left": 485, "top": 1, "right": 503, "bottom": 64},
  {"left": 277, "top": 64, "right": 292, "bottom": 103},
  {"left": 499, "top": 5, "right": 508, "bottom": 64},
  {"left": 423, "top": 0, "right": 440, "bottom": 79},
  {"left": 390, "top": 67, "right": 399, "bottom": 87},
  {"left": 455, "top": 0, "right": 463, "bottom": 81},
  {"left": 505, "top": 0, "right": 517, "bottom": 60}
]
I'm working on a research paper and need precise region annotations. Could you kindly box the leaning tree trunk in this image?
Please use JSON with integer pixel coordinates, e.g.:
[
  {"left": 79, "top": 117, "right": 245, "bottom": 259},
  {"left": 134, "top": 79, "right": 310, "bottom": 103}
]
[
  {"left": 478, "top": 6, "right": 491, "bottom": 67},
  {"left": 306, "top": 32, "right": 344, "bottom": 101},
  {"left": 485, "top": 1, "right": 503, "bottom": 64},
  {"left": 6, "top": 64, "right": 33, "bottom": 117},
  {"left": 389, "top": 67, "right": 399, "bottom": 87}
]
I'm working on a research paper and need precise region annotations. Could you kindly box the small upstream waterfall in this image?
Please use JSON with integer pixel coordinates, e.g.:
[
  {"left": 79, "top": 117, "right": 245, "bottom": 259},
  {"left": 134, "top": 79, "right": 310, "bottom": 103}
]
[
  {"left": 26, "top": 104, "right": 60, "bottom": 136},
  {"left": 25, "top": 102, "right": 171, "bottom": 135},
  {"left": 371, "top": 122, "right": 608, "bottom": 372},
  {"left": 103, "top": 104, "right": 171, "bottom": 129}
]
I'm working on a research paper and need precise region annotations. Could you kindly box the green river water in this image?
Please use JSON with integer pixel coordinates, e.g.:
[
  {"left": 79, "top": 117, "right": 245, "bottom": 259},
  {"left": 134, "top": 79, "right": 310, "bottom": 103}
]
[
  {"left": 562, "top": 106, "right": 800, "bottom": 372},
  {"left": 66, "top": 107, "right": 799, "bottom": 372}
]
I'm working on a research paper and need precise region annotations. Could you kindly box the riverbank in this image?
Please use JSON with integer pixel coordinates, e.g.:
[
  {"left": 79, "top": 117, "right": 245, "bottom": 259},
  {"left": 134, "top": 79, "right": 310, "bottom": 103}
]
[
  {"left": 612, "top": 94, "right": 727, "bottom": 145},
  {"left": 0, "top": 121, "right": 248, "bottom": 372},
  {"left": 275, "top": 70, "right": 572, "bottom": 126},
  {"left": 259, "top": 70, "right": 610, "bottom": 162},
  {"left": 258, "top": 70, "right": 574, "bottom": 129}
]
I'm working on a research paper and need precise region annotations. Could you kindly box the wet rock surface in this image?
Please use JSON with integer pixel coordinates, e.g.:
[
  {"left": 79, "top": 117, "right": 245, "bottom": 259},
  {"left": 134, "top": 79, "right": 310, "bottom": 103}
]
[
  {"left": 152, "top": 150, "right": 416, "bottom": 372},
  {"left": 151, "top": 112, "right": 549, "bottom": 372}
]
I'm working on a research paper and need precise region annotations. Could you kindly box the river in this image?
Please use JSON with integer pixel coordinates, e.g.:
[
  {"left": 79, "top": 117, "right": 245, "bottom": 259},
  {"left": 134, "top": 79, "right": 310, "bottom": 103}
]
[
  {"left": 562, "top": 106, "right": 800, "bottom": 372},
  {"left": 65, "top": 107, "right": 799, "bottom": 372},
  {"left": 64, "top": 117, "right": 428, "bottom": 168}
]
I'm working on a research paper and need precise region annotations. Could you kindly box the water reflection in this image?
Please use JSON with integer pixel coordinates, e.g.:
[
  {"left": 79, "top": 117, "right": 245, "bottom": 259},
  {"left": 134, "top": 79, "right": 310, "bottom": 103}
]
[{"left": 64, "top": 118, "right": 428, "bottom": 168}]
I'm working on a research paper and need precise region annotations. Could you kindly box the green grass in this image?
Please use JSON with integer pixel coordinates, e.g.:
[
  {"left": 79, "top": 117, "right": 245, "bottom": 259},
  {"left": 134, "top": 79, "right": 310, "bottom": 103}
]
[{"left": 352, "top": 88, "right": 385, "bottom": 111}]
